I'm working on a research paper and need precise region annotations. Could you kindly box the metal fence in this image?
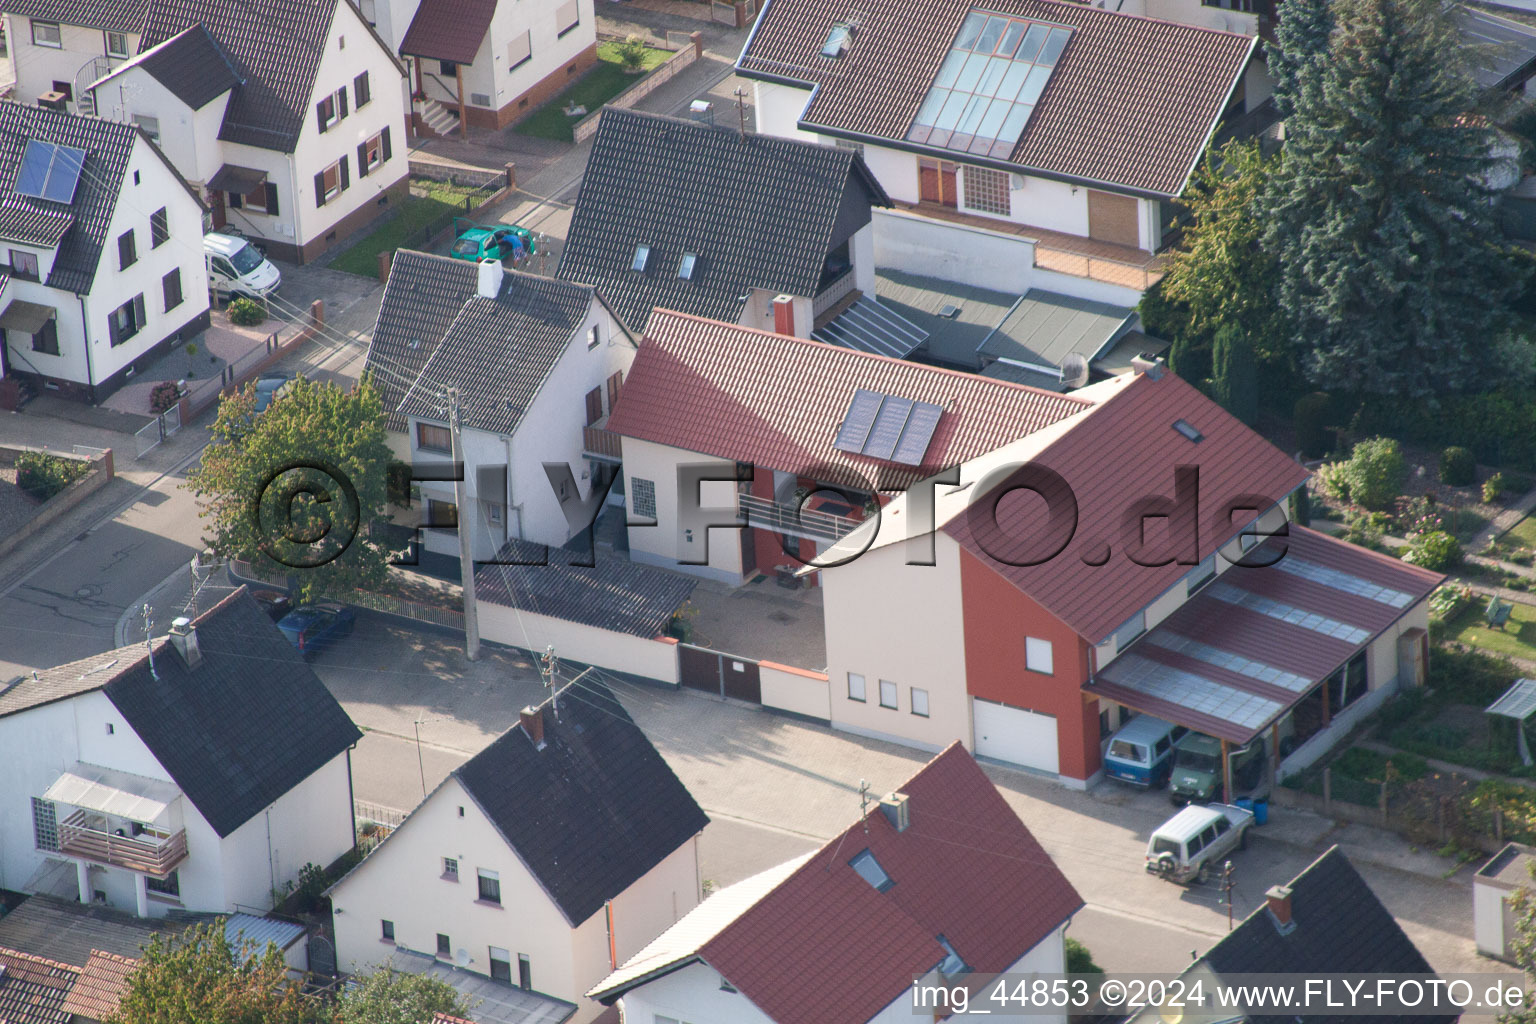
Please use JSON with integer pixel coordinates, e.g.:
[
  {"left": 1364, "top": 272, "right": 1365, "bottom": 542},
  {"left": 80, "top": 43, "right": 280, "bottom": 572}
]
[
  {"left": 133, "top": 416, "right": 164, "bottom": 458},
  {"left": 400, "top": 178, "right": 503, "bottom": 253},
  {"left": 354, "top": 800, "right": 409, "bottom": 829}
]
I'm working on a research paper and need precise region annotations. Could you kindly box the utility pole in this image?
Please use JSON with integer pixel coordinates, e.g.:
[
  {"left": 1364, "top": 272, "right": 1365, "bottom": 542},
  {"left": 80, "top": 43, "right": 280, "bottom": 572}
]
[
  {"left": 541, "top": 646, "right": 559, "bottom": 717},
  {"left": 734, "top": 87, "right": 748, "bottom": 134},
  {"left": 143, "top": 604, "right": 158, "bottom": 681},
  {"left": 1223, "top": 860, "right": 1235, "bottom": 931},
  {"left": 448, "top": 388, "right": 480, "bottom": 661}
]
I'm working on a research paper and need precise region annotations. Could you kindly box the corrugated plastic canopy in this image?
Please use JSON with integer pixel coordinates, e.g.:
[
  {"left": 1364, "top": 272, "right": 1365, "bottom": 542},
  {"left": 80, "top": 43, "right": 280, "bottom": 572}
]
[
  {"left": 43, "top": 763, "right": 181, "bottom": 825},
  {"left": 1488, "top": 679, "right": 1536, "bottom": 721}
]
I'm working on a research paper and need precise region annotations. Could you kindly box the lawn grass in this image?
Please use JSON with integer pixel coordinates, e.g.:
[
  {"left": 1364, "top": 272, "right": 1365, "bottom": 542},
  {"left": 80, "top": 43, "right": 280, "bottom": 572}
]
[
  {"left": 1446, "top": 599, "right": 1536, "bottom": 664},
  {"left": 513, "top": 42, "right": 671, "bottom": 142},
  {"left": 329, "top": 179, "right": 486, "bottom": 277},
  {"left": 1506, "top": 514, "right": 1536, "bottom": 550}
]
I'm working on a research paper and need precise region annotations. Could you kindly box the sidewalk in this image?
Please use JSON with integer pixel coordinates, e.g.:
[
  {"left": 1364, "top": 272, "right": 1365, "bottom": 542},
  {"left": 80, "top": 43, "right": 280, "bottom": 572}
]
[{"left": 1469, "top": 479, "right": 1536, "bottom": 552}]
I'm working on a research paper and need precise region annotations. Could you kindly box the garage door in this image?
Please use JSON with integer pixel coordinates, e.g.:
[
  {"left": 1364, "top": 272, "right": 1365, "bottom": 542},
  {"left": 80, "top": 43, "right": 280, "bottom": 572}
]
[{"left": 973, "top": 698, "right": 1059, "bottom": 773}]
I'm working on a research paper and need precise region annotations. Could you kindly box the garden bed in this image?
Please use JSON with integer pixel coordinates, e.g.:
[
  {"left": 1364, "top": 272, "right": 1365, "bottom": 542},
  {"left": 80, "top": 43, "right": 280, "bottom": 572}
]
[{"left": 513, "top": 41, "right": 671, "bottom": 142}]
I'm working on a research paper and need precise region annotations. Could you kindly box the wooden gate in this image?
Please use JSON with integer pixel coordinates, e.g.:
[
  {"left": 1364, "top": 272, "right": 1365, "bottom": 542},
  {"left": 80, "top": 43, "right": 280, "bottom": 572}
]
[{"left": 679, "top": 644, "right": 761, "bottom": 703}]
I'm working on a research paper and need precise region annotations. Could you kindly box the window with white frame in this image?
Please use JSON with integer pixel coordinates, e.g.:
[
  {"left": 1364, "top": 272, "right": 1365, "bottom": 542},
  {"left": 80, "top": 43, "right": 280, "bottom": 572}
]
[
  {"left": 555, "top": 0, "right": 580, "bottom": 35},
  {"left": 315, "top": 86, "right": 347, "bottom": 132},
  {"left": 587, "top": 324, "right": 599, "bottom": 349},
  {"left": 10, "top": 249, "right": 39, "bottom": 281},
  {"left": 847, "top": 671, "right": 866, "bottom": 702},
  {"left": 104, "top": 30, "right": 130, "bottom": 57},
  {"left": 489, "top": 947, "right": 512, "bottom": 983},
  {"left": 961, "top": 165, "right": 1010, "bottom": 216},
  {"left": 879, "top": 679, "right": 898, "bottom": 709},
  {"left": 32, "top": 798, "right": 58, "bottom": 851},
  {"left": 442, "top": 856, "right": 459, "bottom": 880},
  {"left": 477, "top": 868, "right": 501, "bottom": 904},
  {"left": 631, "top": 478, "right": 656, "bottom": 520},
  {"left": 31, "top": 21, "right": 62, "bottom": 47},
  {"left": 911, "top": 686, "right": 929, "bottom": 717},
  {"left": 315, "top": 157, "right": 349, "bottom": 206},
  {"left": 1025, "top": 636, "right": 1053, "bottom": 674},
  {"left": 508, "top": 30, "right": 532, "bottom": 69},
  {"left": 358, "top": 130, "right": 388, "bottom": 175},
  {"left": 132, "top": 114, "right": 160, "bottom": 144}
]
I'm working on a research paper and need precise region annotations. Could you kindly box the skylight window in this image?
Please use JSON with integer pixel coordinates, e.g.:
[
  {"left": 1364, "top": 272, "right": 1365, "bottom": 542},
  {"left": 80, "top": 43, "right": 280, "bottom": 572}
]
[
  {"left": 822, "top": 22, "right": 853, "bottom": 58},
  {"left": 906, "top": 11, "right": 1072, "bottom": 159},
  {"left": 678, "top": 252, "right": 697, "bottom": 280},
  {"left": 936, "top": 935, "right": 969, "bottom": 976},
  {"left": 1172, "top": 419, "right": 1204, "bottom": 443},
  {"left": 849, "top": 849, "right": 893, "bottom": 892},
  {"left": 632, "top": 244, "right": 650, "bottom": 272}
]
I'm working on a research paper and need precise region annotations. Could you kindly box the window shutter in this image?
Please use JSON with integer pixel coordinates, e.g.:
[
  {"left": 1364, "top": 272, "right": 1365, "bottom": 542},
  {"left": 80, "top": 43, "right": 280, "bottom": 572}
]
[
  {"left": 316, "top": 100, "right": 328, "bottom": 133},
  {"left": 132, "top": 293, "right": 145, "bottom": 328},
  {"left": 381, "top": 126, "right": 392, "bottom": 161},
  {"left": 314, "top": 171, "right": 326, "bottom": 207},
  {"left": 338, "top": 88, "right": 348, "bottom": 119},
  {"left": 357, "top": 142, "right": 369, "bottom": 178},
  {"left": 339, "top": 155, "right": 350, "bottom": 191},
  {"left": 107, "top": 309, "right": 120, "bottom": 346},
  {"left": 265, "top": 182, "right": 280, "bottom": 215}
]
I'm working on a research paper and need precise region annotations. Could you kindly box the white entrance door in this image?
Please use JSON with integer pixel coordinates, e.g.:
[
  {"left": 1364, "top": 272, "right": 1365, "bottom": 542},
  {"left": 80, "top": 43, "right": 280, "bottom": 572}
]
[{"left": 973, "top": 698, "right": 1059, "bottom": 773}]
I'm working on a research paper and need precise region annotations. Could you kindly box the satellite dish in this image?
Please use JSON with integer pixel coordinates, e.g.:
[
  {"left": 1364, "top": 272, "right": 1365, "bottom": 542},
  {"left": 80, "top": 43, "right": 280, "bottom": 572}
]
[
  {"left": 1060, "top": 353, "right": 1090, "bottom": 389},
  {"left": 455, "top": 948, "right": 472, "bottom": 968}
]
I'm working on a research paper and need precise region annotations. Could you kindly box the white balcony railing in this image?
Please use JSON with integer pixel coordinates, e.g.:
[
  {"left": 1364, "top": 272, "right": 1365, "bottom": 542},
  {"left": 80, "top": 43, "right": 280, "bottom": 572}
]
[{"left": 738, "top": 493, "right": 864, "bottom": 543}]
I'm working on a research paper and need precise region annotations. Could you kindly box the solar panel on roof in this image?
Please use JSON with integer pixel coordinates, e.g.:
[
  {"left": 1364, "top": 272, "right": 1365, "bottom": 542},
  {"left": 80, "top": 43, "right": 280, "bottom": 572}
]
[
  {"left": 43, "top": 145, "right": 86, "bottom": 204},
  {"left": 832, "top": 388, "right": 884, "bottom": 453},
  {"left": 15, "top": 140, "right": 54, "bottom": 199},
  {"left": 864, "top": 394, "right": 914, "bottom": 461},
  {"left": 890, "top": 399, "right": 943, "bottom": 465}
]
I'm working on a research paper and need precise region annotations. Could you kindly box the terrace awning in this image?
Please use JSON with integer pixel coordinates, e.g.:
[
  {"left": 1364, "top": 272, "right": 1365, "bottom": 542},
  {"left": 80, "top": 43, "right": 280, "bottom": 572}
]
[
  {"left": 1085, "top": 527, "right": 1442, "bottom": 745},
  {"left": 206, "top": 164, "right": 267, "bottom": 195},
  {"left": 0, "top": 299, "right": 55, "bottom": 334},
  {"left": 43, "top": 762, "right": 181, "bottom": 825}
]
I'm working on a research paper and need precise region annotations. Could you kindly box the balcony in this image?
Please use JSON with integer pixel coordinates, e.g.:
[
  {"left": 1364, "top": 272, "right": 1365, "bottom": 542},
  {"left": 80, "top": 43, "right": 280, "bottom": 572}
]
[
  {"left": 583, "top": 424, "right": 622, "bottom": 462},
  {"left": 59, "top": 810, "right": 188, "bottom": 878},
  {"left": 812, "top": 265, "right": 858, "bottom": 320},
  {"left": 739, "top": 492, "right": 865, "bottom": 543}
]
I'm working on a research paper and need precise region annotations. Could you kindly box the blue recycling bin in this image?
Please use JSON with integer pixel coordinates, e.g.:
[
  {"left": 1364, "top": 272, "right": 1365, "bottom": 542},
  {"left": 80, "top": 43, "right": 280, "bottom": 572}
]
[
  {"left": 1235, "top": 798, "right": 1255, "bottom": 816},
  {"left": 1254, "top": 800, "right": 1270, "bottom": 825}
]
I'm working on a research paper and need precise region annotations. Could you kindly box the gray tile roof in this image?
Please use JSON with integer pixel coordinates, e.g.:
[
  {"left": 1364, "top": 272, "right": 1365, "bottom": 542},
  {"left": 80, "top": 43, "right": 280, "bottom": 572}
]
[
  {"left": 0, "top": 0, "right": 145, "bottom": 33},
  {"left": 135, "top": 24, "right": 244, "bottom": 109},
  {"left": 979, "top": 290, "right": 1134, "bottom": 368},
  {"left": 0, "top": 102, "right": 138, "bottom": 294},
  {"left": 395, "top": 271, "right": 598, "bottom": 435},
  {"left": 0, "top": 896, "right": 190, "bottom": 967},
  {"left": 474, "top": 540, "right": 696, "bottom": 639},
  {"left": 557, "top": 108, "right": 889, "bottom": 331},
  {"left": 365, "top": 251, "right": 482, "bottom": 431},
  {"left": 0, "top": 588, "right": 361, "bottom": 838},
  {"left": 453, "top": 679, "right": 709, "bottom": 926}
]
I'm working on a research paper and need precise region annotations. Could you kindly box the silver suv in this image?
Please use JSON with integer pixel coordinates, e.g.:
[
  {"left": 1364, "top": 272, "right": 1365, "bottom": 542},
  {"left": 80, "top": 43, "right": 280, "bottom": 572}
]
[{"left": 1144, "top": 803, "right": 1253, "bottom": 885}]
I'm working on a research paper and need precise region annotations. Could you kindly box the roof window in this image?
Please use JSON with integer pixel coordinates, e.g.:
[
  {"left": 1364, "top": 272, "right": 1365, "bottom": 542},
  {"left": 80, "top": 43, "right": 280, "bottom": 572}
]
[
  {"left": 631, "top": 244, "right": 650, "bottom": 272},
  {"left": 849, "top": 849, "right": 893, "bottom": 892},
  {"left": 1172, "top": 419, "right": 1204, "bottom": 443},
  {"left": 936, "top": 935, "right": 969, "bottom": 976},
  {"left": 678, "top": 252, "right": 697, "bottom": 280},
  {"left": 822, "top": 22, "right": 853, "bottom": 58}
]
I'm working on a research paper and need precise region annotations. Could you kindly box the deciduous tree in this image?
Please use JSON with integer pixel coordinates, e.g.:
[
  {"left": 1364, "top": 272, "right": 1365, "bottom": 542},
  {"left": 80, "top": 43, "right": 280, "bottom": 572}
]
[{"left": 336, "top": 965, "right": 472, "bottom": 1024}]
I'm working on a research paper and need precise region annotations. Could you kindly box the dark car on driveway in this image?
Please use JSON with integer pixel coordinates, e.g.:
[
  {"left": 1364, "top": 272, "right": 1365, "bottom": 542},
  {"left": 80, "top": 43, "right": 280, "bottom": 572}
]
[
  {"left": 250, "top": 589, "right": 292, "bottom": 621},
  {"left": 276, "top": 603, "right": 356, "bottom": 655}
]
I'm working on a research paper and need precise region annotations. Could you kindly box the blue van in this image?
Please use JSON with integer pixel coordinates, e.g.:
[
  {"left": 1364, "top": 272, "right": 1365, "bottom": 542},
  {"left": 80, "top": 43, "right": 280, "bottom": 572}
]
[{"left": 1104, "top": 716, "right": 1188, "bottom": 788}]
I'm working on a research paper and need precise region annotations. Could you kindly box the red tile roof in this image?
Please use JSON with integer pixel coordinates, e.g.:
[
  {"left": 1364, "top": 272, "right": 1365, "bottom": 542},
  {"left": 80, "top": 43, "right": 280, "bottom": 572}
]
[
  {"left": 58, "top": 949, "right": 137, "bottom": 1022},
  {"left": 738, "top": 0, "right": 1255, "bottom": 196},
  {"left": 945, "top": 369, "right": 1311, "bottom": 644},
  {"left": 0, "top": 946, "right": 79, "bottom": 1024},
  {"left": 399, "top": 0, "right": 494, "bottom": 63},
  {"left": 605, "top": 310, "right": 1092, "bottom": 491},
  {"left": 593, "top": 744, "right": 1083, "bottom": 1024}
]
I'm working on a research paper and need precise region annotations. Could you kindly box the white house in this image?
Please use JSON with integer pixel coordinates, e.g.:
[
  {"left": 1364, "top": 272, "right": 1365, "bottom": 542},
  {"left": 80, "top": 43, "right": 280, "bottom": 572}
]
[
  {"left": 589, "top": 743, "right": 1083, "bottom": 1024},
  {"left": 365, "top": 250, "right": 635, "bottom": 558},
  {"left": 328, "top": 682, "right": 708, "bottom": 1024},
  {"left": 0, "top": 100, "right": 209, "bottom": 403},
  {"left": 737, "top": 0, "right": 1255, "bottom": 265},
  {"left": 50, "top": 0, "right": 412, "bottom": 263},
  {"left": 0, "top": 588, "right": 362, "bottom": 919}
]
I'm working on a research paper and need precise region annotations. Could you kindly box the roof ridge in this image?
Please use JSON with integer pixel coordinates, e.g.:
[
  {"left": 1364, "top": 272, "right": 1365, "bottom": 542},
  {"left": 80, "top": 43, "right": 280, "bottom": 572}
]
[{"left": 0, "top": 945, "right": 84, "bottom": 975}]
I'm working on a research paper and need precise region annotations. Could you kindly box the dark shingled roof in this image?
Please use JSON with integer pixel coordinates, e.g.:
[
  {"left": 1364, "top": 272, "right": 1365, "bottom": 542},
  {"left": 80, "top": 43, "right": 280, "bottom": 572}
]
[
  {"left": 1172, "top": 846, "right": 1453, "bottom": 1024},
  {"left": 0, "top": 947, "right": 77, "bottom": 1024},
  {"left": 737, "top": 0, "right": 1254, "bottom": 197},
  {"left": 399, "top": 0, "right": 495, "bottom": 63},
  {"left": 0, "top": 102, "right": 138, "bottom": 294},
  {"left": 0, "top": 589, "right": 361, "bottom": 838},
  {"left": 454, "top": 681, "right": 708, "bottom": 926},
  {"left": 395, "top": 271, "right": 598, "bottom": 434},
  {"left": 0, "top": 0, "right": 145, "bottom": 32},
  {"left": 134, "top": 24, "right": 244, "bottom": 109},
  {"left": 557, "top": 108, "right": 889, "bottom": 331},
  {"left": 365, "top": 251, "right": 481, "bottom": 431},
  {"left": 474, "top": 539, "right": 697, "bottom": 638}
]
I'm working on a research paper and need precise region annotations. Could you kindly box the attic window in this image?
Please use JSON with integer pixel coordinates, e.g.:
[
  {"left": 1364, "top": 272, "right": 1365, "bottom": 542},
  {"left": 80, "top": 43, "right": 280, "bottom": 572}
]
[
  {"left": 678, "top": 252, "right": 697, "bottom": 280},
  {"left": 849, "top": 849, "right": 892, "bottom": 892},
  {"left": 632, "top": 244, "right": 650, "bottom": 272},
  {"left": 1172, "top": 419, "right": 1204, "bottom": 443},
  {"left": 936, "top": 935, "right": 969, "bottom": 976},
  {"left": 822, "top": 22, "right": 853, "bottom": 57}
]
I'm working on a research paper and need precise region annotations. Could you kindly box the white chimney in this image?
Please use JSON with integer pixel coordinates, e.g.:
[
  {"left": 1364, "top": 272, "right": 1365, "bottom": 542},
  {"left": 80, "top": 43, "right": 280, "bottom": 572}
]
[
  {"left": 477, "top": 258, "right": 503, "bottom": 299},
  {"left": 168, "top": 617, "right": 201, "bottom": 668},
  {"left": 879, "top": 791, "right": 910, "bottom": 832}
]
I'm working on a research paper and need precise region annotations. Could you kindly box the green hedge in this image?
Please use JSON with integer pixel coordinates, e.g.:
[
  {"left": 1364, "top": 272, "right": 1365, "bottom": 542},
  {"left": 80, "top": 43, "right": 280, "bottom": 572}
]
[{"left": 1349, "top": 389, "right": 1536, "bottom": 470}]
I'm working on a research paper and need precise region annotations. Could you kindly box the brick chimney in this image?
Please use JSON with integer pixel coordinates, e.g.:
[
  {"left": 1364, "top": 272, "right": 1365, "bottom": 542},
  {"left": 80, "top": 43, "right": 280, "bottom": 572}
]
[
  {"left": 772, "top": 294, "right": 795, "bottom": 336},
  {"left": 519, "top": 705, "right": 545, "bottom": 748},
  {"left": 168, "top": 617, "right": 201, "bottom": 669},
  {"left": 1265, "top": 884, "right": 1294, "bottom": 931},
  {"left": 477, "top": 258, "right": 503, "bottom": 300}
]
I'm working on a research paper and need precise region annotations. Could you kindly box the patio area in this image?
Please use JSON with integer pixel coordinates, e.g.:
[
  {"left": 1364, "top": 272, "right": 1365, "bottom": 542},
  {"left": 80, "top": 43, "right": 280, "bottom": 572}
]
[{"left": 101, "top": 312, "right": 277, "bottom": 417}]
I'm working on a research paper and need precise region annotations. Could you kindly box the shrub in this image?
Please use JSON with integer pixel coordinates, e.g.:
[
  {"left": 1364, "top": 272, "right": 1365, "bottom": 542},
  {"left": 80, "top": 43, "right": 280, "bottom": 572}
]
[
  {"left": 386, "top": 460, "right": 413, "bottom": 506},
  {"left": 15, "top": 450, "right": 90, "bottom": 502},
  {"left": 615, "top": 34, "right": 651, "bottom": 72},
  {"left": 1440, "top": 446, "right": 1476, "bottom": 487},
  {"left": 1428, "top": 584, "right": 1473, "bottom": 621},
  {"left": 228, "top": 297, "right": 267, "bottom": 326},
  {"left": 1211, "top": 322, "right": 1258, "bottom": 425},
  {"left": 1428, "top": 646, "right": 1520, "bottom": 704},
  {"left": 293, "top": 861, "right": 329, "bottom": 913},
  {"left": 1485, "top": 472, "right": 1510, "bottom": 504},
  {"left": 1341, "top": 509, "right": 1388, "bottom": 550},
  {"left": 1294, "top": 391, "right": 1333, "bottom": 458},
  {"left": 1339, "top": 437, "right": 1406, "bottom": 510},
  {"left": 1313, "top": 461, "right": 1350, "bottom": 503},
  {"left": 149, "top": 381, "right": 181, "bottom": 414},
  {"left": 1289, "top": 487, "right": 1311, "bottom": 527},
  {"left": 1065, "top": 938, "right": 1104, "bottom": 976},
  {"left": 1402, "top": 530, "right": 1462, "bottom": 571}
]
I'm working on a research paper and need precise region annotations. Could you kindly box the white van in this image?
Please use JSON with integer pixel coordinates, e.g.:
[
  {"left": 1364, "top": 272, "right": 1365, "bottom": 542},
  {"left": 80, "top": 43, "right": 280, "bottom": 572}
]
[{"left": 204, "top": 232, "right": 281, "bottom": 301}]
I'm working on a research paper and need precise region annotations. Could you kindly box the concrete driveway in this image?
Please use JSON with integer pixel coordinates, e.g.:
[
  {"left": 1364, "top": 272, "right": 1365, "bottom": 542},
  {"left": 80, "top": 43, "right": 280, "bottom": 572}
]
[{"left": 319, "top": 618, "right": 1491, "bottom": 981}]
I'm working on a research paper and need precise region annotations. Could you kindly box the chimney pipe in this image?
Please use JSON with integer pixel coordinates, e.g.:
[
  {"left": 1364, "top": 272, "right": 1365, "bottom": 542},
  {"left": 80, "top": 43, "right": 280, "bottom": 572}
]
[
  {"left": 1130, "top": 354, "right": 1166, "bottom": 380},
  {"left": 519, "top": 705, "right": 545, "bottom": 748},
  {"left": 879, "top": 792, "right": 910, "bottom": 832},
  {"left": 772, "top": 294, "right": 795, "bottom": 337},
  {"left": 477, "top": 258, "right": 503, "bottom": 300},
  {"left": 1265, "top": 884, "right": 1293, "bottom": 929},
  {"left": 168, "top": 617, "right": 201, "bottom": 669}
]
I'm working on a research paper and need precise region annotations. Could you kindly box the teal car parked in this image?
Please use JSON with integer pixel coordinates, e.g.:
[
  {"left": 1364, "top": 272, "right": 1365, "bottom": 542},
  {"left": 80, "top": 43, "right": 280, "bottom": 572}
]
[{"left": 449, "top": 221, "right": 536, "bottom": 264}]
